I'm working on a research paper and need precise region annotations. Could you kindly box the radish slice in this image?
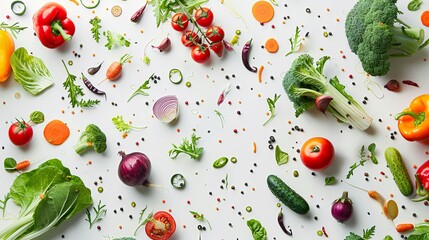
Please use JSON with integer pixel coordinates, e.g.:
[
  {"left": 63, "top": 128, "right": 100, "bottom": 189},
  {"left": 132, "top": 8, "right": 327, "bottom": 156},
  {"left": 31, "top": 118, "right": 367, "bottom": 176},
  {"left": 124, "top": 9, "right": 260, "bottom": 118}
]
[{"left": 153, "top": 95, "right": 179, "bottom": 123}]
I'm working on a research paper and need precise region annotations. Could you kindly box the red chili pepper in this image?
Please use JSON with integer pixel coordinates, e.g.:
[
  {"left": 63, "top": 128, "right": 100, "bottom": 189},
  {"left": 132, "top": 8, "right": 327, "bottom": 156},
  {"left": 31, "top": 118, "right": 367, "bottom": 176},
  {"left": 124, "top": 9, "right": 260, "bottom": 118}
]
[
  {"left": 414, "top": 160, "right": 429, "bottom": 201},
  {"left": 32, "top": 2, "right": 75, "bottom": 48}
]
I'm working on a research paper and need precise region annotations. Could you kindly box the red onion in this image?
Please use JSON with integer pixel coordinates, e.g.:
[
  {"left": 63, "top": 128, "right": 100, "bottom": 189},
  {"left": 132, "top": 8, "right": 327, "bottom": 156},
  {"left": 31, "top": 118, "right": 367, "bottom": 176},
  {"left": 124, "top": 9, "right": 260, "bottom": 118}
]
[
  {"left": 153, "top": 95, "right": 179, "bottom": 123},
  {"left": 384, "top": 79, "right": 400, "bottom": 92},
  {"left": 118, "top": 151, "right": 151, "bottom": 187},
  {"left": 331, "top": 191, "right": 353, "bottom": 222}
]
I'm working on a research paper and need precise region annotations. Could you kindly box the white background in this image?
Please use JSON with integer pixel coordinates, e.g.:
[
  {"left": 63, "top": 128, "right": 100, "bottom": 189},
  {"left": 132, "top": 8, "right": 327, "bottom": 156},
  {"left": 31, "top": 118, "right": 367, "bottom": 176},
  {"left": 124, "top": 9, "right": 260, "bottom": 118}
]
[{"left": 1, "top": 0, "right": 429, "bottom": 239}]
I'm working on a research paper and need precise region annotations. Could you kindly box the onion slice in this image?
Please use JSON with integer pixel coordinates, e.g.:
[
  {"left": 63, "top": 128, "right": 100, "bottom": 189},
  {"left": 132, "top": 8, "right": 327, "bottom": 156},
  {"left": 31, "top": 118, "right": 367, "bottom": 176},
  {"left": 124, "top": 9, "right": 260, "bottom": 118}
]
[{"left": 153, "top": 95, "right": 179, "bottom": 123}]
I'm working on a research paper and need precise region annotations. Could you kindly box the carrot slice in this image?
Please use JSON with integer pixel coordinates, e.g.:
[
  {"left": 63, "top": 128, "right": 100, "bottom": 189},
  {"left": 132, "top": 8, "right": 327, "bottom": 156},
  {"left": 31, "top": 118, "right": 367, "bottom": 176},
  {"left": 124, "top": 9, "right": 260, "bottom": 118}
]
[
  {"left": 258, "top": 65, "right": 264, "bottom": 83},
  {"left": 421, "top": 11, "right": 429, "bottom": 27},
  {"left": 252, "top": 1, "right": 275, "bottom": 23},
  {"left": 265, "top": 38, "right": 279, "bottom": 53},
  {"left": 44, "top": 119, "right": 70, "bottom": 145}
]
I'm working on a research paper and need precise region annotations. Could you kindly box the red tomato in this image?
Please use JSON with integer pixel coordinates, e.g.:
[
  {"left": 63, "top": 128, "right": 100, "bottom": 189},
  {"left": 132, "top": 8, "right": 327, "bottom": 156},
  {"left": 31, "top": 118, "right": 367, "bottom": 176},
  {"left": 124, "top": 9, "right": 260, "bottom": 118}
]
[
  {"left": 8, "top": 120, "right": 33, "bottom": 146},
  {"left": 145, "top": 211, "right": 176, "bottom": 240},
  {"left": 210, "top": 41, "right": 224, "bottom": 57},
  {"left": 194, "top": 7, "right": 214, "bottom": 27},
  {"left": 300, "top": 137, "right": 334, "bottom": 170},
  {"left": 171, "top": 13, "right": 189, "bottom": 32},
  {"left": 191, "top": 44, "right": 211, "bottom": 63},
  {"left": 205, "top": 26, "right": 224, "bottom": 43},
  {"left": 181, "top": 31, "right": 199, "bottom": 47}
]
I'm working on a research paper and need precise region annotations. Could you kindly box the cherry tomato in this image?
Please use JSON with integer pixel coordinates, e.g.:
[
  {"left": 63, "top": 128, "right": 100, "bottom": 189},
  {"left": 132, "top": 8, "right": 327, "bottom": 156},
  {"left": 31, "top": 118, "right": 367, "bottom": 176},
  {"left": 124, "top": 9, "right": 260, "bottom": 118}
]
[
  {"left": 194, "top": 7, "right": 214, "bottom": 27},
  {"left": 205, "top": 26, "right": 224, "bottom": 43},
  {"left": 210, "top": 41, "right": 224, "bottom": 57},
  {"left": 300, "top": 137, "right": 334, "bottom": 170},
  {"left": 145, "top": 211, "right": 176, "bottom": 240},
  {"left": 8, "top": 120, "right": 33, "bottom": 146},
  {"left": 171, "top": 13, "right": 189, "bottom": 32},
  {"left": 191, "top": 44, "right": 211, "bottom": 64},
  {"left": 181, "top": 31, "right": 200, "bottom": 47}
]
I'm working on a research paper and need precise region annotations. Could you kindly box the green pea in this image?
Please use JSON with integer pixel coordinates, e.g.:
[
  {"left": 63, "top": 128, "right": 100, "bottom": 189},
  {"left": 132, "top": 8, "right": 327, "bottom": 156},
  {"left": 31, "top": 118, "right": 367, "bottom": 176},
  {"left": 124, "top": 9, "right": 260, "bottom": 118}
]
[
  {"left": 186, "top": 81, "right": 191, "bottom": 87},
  {"left": 131, "top": 202, "right": 136, "bottom": 208},
  {"left": 97, "top": 186, "right": 103, "bottom": 193},
  {"left": 317, "top": 230, "right": 323, "bottom": 236},
  {"left": 323, "top": 31, "right": 328, "bottom": 37},
  {"left": 235, "top": 30, "right": 241, "bottom": 35},
  {"left": 68, "top": 60, "right": 73, "bottom": 66},
  {"left": 293, "top": 170, "right": 299, "bottom": 177},
  {"left": 213, "top": 157, "right": 228, "bottom": 168},
  {"left": 230, "top": 157, "right": 237, "bottom": 163},
  {"left": 245, "top": 206, "right": 252, "bottom": 212}
]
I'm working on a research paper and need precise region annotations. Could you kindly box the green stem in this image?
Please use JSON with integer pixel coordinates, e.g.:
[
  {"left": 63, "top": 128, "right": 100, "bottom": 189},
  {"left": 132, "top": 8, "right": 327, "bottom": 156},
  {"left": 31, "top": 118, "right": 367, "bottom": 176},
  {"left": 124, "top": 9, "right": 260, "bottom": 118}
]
[
  {"left": 51, "top": 20, "right": 72, "bottom": 41},
  {"left": 395, "top": 111, "right": 425, "bottom": 126}
]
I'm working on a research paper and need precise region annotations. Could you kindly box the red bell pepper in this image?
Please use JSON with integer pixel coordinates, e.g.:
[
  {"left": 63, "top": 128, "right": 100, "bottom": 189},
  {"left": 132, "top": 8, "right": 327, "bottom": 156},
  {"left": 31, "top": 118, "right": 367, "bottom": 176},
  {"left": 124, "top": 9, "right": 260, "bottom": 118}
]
[
  {"left": 414, "top": 160, "right": 429, "bottom": 201},
  {"left": 32, "top": 2, "right": 75, "bottom": 48}
]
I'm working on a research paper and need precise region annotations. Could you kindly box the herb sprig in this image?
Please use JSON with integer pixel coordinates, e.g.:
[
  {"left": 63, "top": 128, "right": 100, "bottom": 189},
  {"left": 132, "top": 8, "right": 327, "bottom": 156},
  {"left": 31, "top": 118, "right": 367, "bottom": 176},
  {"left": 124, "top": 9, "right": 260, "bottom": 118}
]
[
  {"left": 190, "top": 211, "right": 212, "bottom": 230},
  {"left": 286, "top": 26, "right": 302, "bottom": 57},
  {"left": 0, "top": 193, "right": 11, "bottom": 218},
  {"left": 127, "top": 74, "right": 153, "bottom": 102},
  {"left": 85, "top": 200, "right": 107, "bottom": 229},
  {"left": 112, "top": 116, "right": 146, "bottom": 135},
  {"left": 89, "top": 17, "right": 102, "bottom": 43},
  {"left": 345, "top": 226, "right": 375, "bottom": 240},
  {"left": 62, "top": 60, "right": 100, "bottom": 108},
  {"left": 103, "top": 30, "right": 130, "bottom": 50},
  {"left": 0, "top": 22, "right": 27, "bottom": 39},
  {"left": 346, "top": 144, "right": 377, "bottom": 179},
  {"left": 263, "top": 94, "right": 281, "bottom": 126},
  {"left": 169, "top": 133, "right": 204, "bottom": 160},
  {"left": 134, "top": 205, "right": 151, "bottom": 236}
]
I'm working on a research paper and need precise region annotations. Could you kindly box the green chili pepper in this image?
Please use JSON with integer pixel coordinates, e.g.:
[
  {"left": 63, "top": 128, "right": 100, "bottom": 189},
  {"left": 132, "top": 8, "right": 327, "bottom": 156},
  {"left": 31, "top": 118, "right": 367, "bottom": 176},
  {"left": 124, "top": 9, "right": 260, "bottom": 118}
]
[{"left": 213, "top": 157, "right": 228, "bottom": 168}]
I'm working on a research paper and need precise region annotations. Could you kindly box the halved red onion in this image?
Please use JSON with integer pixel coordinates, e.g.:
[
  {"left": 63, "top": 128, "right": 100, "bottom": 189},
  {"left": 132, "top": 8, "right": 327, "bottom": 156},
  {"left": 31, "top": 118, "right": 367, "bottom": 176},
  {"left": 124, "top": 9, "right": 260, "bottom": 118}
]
[{"left": 153, "top": 95, "right": 179, "bottom": 123}]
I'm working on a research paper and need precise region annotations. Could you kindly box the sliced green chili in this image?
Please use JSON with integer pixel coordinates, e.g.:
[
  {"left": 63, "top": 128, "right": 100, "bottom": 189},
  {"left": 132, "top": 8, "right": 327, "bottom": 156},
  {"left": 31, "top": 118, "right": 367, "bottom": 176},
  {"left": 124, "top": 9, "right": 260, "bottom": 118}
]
[
  {"left": 11, "top": 1, "right": 26, "bottom": 16},
  {"left": 169, "top": 68, "right": 183, "bottom": 84},
  {"left": 213, "top": 157, "right": 228, "bottom": 168},
  {"left": 80, "top": 0, "right": 101, "bottom": 9},
  {"left": 171, "top": 173, "right": 186, "bottom": 189}
]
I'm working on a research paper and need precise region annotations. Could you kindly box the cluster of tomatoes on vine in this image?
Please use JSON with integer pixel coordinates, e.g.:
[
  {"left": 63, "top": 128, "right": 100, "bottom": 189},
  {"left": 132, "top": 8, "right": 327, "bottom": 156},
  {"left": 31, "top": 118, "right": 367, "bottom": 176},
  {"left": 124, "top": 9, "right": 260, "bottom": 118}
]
[{"left": 171, "top": 7, "right": 226, "bottom": 64}]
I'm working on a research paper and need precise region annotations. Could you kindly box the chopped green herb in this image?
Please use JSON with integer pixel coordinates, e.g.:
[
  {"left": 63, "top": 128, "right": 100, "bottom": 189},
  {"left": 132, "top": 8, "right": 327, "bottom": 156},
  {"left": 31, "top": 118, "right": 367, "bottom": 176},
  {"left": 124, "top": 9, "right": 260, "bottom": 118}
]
[{"left": 85, "top": 200, "right": 107, "bottom": 229}]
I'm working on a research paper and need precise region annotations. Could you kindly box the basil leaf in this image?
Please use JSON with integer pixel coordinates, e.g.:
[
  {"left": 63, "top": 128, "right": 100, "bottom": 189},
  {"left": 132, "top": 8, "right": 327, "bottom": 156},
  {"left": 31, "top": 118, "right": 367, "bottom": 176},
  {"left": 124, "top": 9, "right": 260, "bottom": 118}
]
[
  {"left": 10, "top": 47, "right": 54, "bottom": 95},
  {"left": 247, "top": 219, "right": 267, "bottom": 240},
  {"left": 367, "top": 143, "right": 378, "bottom": 164},
  {"left": 4, "top": 157, "right": 17, "bottom": 172},
  {"left": 30, "top": 111, "right": 45, "bottom": 124},
  {"left": 275, "top": 145, "right": 289, "bottom": 166},
  {"left": 324, "top": 176, "right": 336, "bottom": 185}
]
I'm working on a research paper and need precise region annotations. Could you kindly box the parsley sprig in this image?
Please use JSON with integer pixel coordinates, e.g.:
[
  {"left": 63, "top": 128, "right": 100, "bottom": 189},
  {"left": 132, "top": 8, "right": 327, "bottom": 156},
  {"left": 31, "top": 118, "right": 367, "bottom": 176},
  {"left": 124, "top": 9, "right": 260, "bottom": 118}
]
[
  {"left": 89, "top": 17, "right": 102, "bottom": 43},
  {"left": 169, "top": 133, "right": 204, "bottom": 160},
  {"left": 263, "top": 94, "right": 281, "bottom": 126},
  {"left": 345, "top": 226, "right": 375, "bottom": 240},
  {"left": 85, "top": 200, "right": 107, "bottom": 229},
  {"left": 286, "top": 26, "right": 302, "bottom": 57},
  {"left": 62, "top": 60, "right": 100, "bottom": 108},
  {"left": 0, "top": 22, "right": 26, "bottom": 39}
]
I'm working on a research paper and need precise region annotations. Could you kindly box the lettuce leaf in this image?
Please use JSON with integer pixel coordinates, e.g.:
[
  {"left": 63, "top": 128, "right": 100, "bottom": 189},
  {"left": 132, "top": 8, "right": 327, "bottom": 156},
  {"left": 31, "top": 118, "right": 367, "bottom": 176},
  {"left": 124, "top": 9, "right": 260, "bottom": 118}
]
[{"left": 10, "top": 47, "right": 53, "bottom": 95}]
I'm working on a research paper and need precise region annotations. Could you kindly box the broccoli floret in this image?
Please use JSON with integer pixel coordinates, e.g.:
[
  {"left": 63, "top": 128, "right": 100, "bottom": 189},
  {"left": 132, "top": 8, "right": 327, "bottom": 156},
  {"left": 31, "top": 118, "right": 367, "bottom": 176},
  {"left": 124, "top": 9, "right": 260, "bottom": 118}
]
[
  {"left": 74, "top": 124, "right": 107, "bottom": 155},
  {"left": 283, "top": 54, "right": 373, "bottom": 131},
  {"left": 345, "top": 0, "right": 429, "bottom": 76}
]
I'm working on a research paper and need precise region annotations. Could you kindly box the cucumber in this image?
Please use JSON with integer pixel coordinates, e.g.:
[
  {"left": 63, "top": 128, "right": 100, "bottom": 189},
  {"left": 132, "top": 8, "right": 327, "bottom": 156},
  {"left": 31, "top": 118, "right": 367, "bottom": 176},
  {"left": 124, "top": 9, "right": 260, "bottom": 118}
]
[
  {"left": 384, "top": 147, "right": 413, "bottom": 196},
  {"left": 267, "top": 174, "right": 310, "bottom": 214}
]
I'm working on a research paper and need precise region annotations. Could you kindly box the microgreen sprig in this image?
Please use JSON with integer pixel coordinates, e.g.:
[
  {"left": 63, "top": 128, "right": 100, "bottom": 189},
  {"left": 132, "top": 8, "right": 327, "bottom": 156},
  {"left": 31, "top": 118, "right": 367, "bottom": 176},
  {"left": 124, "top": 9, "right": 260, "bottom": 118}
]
[
  {"left": 263, "top": 94, "right": 281, "bottom": 126},
  {"left": 127, "top": 73, "right": 153, "bottom": 102},
  {"left": 169, "top": 133, "right": 204, "bottom": 160},
  {"left": 286, "top": 26, "right": 302, "bottom": 57},
  {"left": 85, "top": 200, "right": 107, "bottom": 229},
  {"left": 112, "top": 115, "right": 146, "bottom": 135},
  {"left": 0, "top": 193, "right": 11, "bottom": 218}
]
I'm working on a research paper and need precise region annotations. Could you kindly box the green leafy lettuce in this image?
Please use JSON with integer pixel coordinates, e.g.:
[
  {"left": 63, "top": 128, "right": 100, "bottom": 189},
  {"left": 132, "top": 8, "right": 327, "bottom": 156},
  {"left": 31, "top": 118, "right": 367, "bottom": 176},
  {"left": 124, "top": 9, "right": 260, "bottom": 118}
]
[
  {"left": 247, "top": 219, "right": 267, "bottom": 240},
  {"left": 0, "top": 159, "right": 92, "bottom": 240},
  {"left": 10, "top": 47, "right": 54, "bottom": 95}
]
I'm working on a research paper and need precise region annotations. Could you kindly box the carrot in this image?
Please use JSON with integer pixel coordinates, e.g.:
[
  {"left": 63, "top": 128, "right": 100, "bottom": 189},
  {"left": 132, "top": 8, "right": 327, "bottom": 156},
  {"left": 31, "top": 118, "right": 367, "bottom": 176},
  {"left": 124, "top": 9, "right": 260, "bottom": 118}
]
[
  {"left": 258, "top": 65, "right": 264, "bottom": 83},
  {"left": 421, "top": 11, "right": 429, "bottom": 27},
  {"left": 102, "top": 54, "right": 133, "bottom": 83},
  {"left": 15, "top": 160, "right": 30, "bottom": 171},
  {"left": 253, "top": 141, "right": 257, "bottom": 153},
  {"left": 265, "top": 38, "right": 279, "bottom": 53},
  {"left": 252, "top": 1, "right": 275, "bottom": 23},
  {"left": 396, "top": 223, "right": 414, "bottom": 233},
  {"left": 43, "top": 119, "right": 70, "bottom": 145}
]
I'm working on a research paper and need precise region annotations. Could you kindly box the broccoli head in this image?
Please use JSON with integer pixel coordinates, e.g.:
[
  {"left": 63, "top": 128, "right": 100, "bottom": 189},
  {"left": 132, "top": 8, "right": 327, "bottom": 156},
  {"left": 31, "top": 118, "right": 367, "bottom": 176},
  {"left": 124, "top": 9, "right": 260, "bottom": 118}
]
[
  {"left": 74, "top": 124, "right": 107, "bottom": 155},
  {"left": 345, "top": 0, "right": 429, "bottom": 76}
]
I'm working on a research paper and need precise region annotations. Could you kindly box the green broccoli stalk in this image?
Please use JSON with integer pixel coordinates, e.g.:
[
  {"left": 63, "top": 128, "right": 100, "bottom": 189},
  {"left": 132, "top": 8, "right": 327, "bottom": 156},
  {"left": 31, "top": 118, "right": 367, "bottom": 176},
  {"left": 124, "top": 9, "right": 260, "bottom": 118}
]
[
  {"left": 74, "top": 124, "right": 107, "bottom": 155},
  {"left": 345, "top": 0, "right": 429, "bottom": 76},
  {"left": 283, "top": 54, "right": 373, "bottom": 131}
]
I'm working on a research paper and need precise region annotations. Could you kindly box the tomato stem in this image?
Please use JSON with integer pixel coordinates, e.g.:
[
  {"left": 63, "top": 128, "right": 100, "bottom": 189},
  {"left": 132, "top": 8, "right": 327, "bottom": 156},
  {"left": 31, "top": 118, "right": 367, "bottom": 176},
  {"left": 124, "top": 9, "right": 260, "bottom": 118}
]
[{"left": 311, "top": 145, "right": 320, "bottom": 153}]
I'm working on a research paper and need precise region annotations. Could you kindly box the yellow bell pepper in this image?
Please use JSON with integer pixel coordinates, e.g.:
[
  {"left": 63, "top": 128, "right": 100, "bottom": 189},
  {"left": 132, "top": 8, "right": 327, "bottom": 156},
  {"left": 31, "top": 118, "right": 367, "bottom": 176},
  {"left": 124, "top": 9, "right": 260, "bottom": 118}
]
[{"left": 0, "top": 29, "right": 15, "bottom": 82}]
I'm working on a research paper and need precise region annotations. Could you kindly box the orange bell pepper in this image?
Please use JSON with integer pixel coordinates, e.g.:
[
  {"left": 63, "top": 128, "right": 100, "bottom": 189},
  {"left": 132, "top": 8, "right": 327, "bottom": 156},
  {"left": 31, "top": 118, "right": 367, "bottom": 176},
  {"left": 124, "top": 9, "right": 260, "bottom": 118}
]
[
  {"left": 0, "top": 29, "right": 15, "bottom": 82},
  {"left": 395, "top": 94, "right": 429, "bottom": 145}
]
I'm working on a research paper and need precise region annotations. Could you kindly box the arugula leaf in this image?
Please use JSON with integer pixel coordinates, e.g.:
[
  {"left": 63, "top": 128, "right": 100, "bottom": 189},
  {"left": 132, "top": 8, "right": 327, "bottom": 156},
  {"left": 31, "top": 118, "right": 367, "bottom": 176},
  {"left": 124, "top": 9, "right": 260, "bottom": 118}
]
[
  {"left": 127, "top": 74, "right": 153, "bottom": 102},
  {"left": 275, "top": 145, "right": 288, "bottom": 165},
  {"left": 62, "top": 60, "right": 100, "bottom": 108},
  {"left": 103, "top": 30, "right": 130, "bottom": 50},
  {"left": 263, "top": 94, "right": 281, "bottom": 126},
  {"left": 112, "top": 116, "right": 146, "bottom": 135},
  {"left": 133, "top": 205, "right": 148, "bottom": 236},
  {"left": 367, "top": 143, "right": 378, "bottom": 164},
  {"left": 285, "top": 26, "right": 302, "bottom": 57},
  {"left": 85, "top": 200, "right": 107, "bottom": 229},
  {"left": 324, "top": 176, "right": 336, "bottom": 185},
  {"left": 247, "top": 219, "right": 267, "bottom": 240},
  {"left": 89, "top": 17, "right": 102, "bottom": 43},
  {"left": 169, "top": 133, "right": 204, "bottom": 160}
]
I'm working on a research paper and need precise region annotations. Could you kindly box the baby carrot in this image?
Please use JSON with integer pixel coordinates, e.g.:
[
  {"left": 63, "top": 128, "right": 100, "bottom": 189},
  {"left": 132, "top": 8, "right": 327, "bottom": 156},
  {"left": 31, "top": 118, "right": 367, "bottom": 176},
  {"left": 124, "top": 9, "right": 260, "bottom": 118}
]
[
  {"left": 103, "top": 54, "right": 133, "bottom": 83},
  {"left": 396, "top": 223, "right": 414, "bottom": 233},
  {"left": 43, "top": 119, "right": 70, "bottom": 145},
  {"left": 15, "top": 160, "right": 30, "bottom": 171}
]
